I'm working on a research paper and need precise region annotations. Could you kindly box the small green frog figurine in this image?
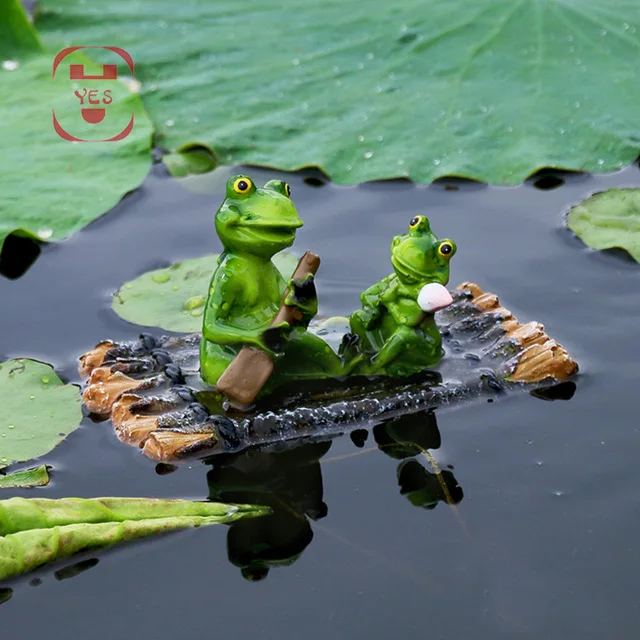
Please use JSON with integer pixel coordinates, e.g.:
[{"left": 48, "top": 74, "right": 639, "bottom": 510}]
[
  {"left": 200, "top": 176, "right": 343, "bottom": 389},
  {"left": 344, "top": 214, "right": 456, "bottom": 376}
]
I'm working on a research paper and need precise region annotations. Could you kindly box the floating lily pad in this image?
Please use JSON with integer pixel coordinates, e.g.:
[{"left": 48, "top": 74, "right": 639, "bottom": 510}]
[
  {"left": 37, "top": 0, "right": 640, "bottom": 184},
  {"left": 567, "top": 188, "right": 640, "bottom": 262},
  {"left": 0, "top": 359, "right": 82, "bottom": 469},
  {"left": 0, "top": 465, "right": 50, "bottom": 489},
  {"left": 112, "top": 252, "right": 300, "bottom": 332},
  {"left": 0, "top": 0, "right": 153, "bottom": 255},
  {"left": 162, "top": 145, "right": 218, "bottom": 179},
  {"left": 0, "top": 497, "right": 269, "bottom": 580}
]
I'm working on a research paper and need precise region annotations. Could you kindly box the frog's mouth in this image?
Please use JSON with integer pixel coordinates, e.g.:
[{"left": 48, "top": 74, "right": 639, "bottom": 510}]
[
  {"left": 391, "top": 253, "right": 438, "bottom": 284},
  {"left": 241, "top": 223, "right": 298, "bottom": 244}
]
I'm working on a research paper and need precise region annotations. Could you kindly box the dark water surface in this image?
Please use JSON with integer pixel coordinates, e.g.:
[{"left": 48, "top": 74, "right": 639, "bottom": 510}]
[{"left": 1, "top": 165, "right": 639, "bottom": 639}]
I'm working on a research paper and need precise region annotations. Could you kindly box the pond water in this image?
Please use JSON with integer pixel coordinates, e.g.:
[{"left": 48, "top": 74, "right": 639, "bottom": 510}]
[{"left": 1, "top": 163, "right": 639, "bottom": 639}]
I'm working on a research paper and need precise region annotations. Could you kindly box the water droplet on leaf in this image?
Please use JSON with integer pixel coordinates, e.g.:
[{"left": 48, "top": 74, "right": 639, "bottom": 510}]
[
  {"left": 184, "top": 296, "right": 206, "bottom": 311},
  {"left": 152, "top": 272, "right": 171, "bottom": 284}
]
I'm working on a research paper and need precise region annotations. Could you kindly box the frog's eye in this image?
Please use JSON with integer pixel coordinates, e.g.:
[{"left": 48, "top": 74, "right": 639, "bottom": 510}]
[
  {"left": 284, "top": 182, "right": 291, "bottom": 198},
  {"left": 438, "top": 241, "right": 454, "bottom": 258},
  {"left": 233, "top": 177, "right": 253, "bottom": 194},
  {"left": 409, "top": 215, "right": 423, "bottom": 230}
]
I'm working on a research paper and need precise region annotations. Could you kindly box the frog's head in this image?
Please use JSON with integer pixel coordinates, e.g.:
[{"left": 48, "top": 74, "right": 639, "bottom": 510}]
[
  {"left": 390, "top": 215, "right": 456, "bottom": 285},
  {"left": 215, "top": 175, "right": 303, "bottom": 258}
]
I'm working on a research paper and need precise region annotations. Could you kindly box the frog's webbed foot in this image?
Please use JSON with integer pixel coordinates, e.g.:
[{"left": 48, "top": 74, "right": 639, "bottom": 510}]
[
  {"left": 338, "top": 333, "right": 368, "bottom": 374},
  {"left": 338, "top": 332, "right": 360, "bottom": 359},
  {"left": 261, "top": 321, "right": 292, "bottom": 356}
]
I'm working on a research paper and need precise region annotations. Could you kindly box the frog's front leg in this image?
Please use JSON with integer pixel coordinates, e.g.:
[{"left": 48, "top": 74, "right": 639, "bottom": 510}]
[
  {"left": 358, "top": 278, "right": 393, "bottom": 328},
  {"left": 347, "top": 278, "right": 391, "bottom": 354},
  {"left": 202, "top": 297, "right": 283, "bottom": 357}
]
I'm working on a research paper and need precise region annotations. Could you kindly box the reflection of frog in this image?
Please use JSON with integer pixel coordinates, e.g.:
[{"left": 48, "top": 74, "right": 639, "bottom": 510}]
[
  {"left": 374, "top": 410, "right": 463, "bottom": 509},
  {"left": 200, "top": 175, "right": 343, "bottom": 388},
  {"left": 345, "top": 215, "right": 456, "bottom": 376},
  {"left": 204, "top": 411, "right": 462, "bottom": 580},
  {"left": 207, "top": 441, "right": 331, "bottom": 581}
]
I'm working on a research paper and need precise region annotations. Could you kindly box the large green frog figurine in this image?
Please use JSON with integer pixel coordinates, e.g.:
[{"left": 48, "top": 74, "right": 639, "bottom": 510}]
[
  {"left": 344, "top": 215, "right": 456, "bottom": 376},
  {"left": 200, "top": 175, "right": 343, "bottom": 388}
]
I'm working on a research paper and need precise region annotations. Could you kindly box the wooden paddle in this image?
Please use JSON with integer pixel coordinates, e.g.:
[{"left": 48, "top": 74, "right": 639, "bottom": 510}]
[{"left": 215, "top": 251, "right": 321, "bottom": 407}]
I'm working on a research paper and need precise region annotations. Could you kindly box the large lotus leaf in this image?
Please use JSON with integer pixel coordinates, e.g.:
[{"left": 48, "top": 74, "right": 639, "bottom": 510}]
[
  {"left": 112, "top": 252, "right": 300, "bottom": 332},
  {"left": 0, "top": 359, "right": 82, "bottom": 469},
  {"left": 37, "top": 0, "right": 640, "bottom": 184},
  {"left": 567, "top": 188, "right": 640, "bottom": 262},
  {"left": 0, "top": 0, "right": 153, "bottom": 254}
]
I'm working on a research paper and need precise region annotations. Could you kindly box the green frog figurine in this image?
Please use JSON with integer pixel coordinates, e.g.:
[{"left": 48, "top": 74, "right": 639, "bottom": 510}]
[
  {"left": 200, "top": 175, "right": 343, "bottom": 389},
  {"left": 344, "top": 214, "right": 456, "bottom": 376}
]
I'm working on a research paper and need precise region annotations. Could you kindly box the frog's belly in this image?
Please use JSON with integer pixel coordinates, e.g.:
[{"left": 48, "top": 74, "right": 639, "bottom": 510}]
[{"left": 231, "top": 305, "right": 280, "bottom": 331}]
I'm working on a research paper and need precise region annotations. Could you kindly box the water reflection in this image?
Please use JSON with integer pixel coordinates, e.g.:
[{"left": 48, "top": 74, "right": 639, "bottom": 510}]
[
  {"left": 54, "top": 558, "right": 100, "bottom": 582},
  {"left": 0, "top": 587, "right": 12, "bottom": 606},
  {"left": 0, "top": 234, "right": 41, "bottom": 280},
  {"left": 374, "top": 410, "right": 463, "bottom": 509},
  {"left": 207, "top": 441, "right": 331, "bottom": 581},
  {"left": 206, "top": 409, "right": 462, "bottom": 581}
]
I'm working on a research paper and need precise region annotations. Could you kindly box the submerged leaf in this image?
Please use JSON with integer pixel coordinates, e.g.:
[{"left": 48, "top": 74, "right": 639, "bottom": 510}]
[
  {"left": 112, "top": 252, "right": 300, "bottom": 332},
  {"left": 0, "top": 466, "right": 50, "bottom": 489},
  {"left": 567, "top": 188, "right": 640, "bottom": 262},
  {"left": 0, "top": 497, "right": 269, "bottom": 580},
  {"left": 0, "top": 359, "right": 82, "bottom": 469},
  {"left": 0, "top": 3, "right": 153, "bottom": 254},
  {"left": 38, "top": 0, "right": 640, "bottom": 184}
]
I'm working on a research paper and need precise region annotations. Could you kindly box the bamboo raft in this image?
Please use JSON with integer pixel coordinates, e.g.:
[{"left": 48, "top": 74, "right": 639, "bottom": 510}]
[{"left": 79, "top": 283, "right": 578, "bottom": 463}]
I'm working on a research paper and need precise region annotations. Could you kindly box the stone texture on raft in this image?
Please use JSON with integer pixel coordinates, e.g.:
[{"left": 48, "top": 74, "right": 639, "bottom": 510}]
[{"left": 78, "top": 282, "right": 578, "bottom": 463}]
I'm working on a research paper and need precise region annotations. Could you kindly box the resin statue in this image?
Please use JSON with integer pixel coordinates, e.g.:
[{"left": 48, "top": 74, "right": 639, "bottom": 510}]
[
  {"left": 343, "top": 214, "right": 456, "bottom": 376},
  {"left": 199, "top": 175, "right": 342, "bottom": 393}
]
